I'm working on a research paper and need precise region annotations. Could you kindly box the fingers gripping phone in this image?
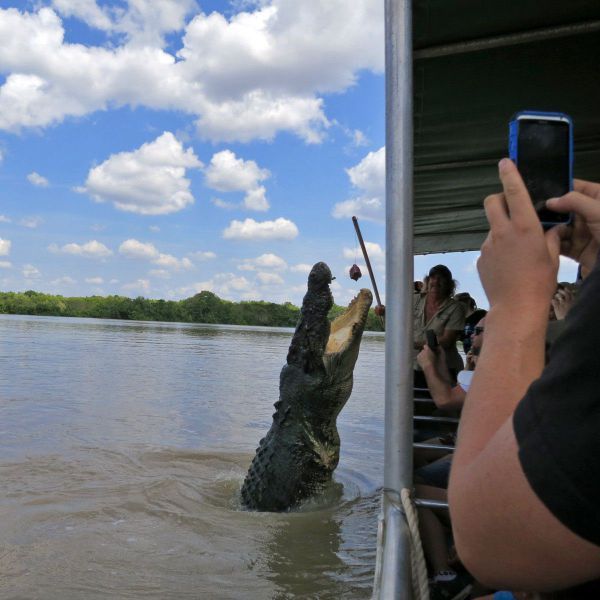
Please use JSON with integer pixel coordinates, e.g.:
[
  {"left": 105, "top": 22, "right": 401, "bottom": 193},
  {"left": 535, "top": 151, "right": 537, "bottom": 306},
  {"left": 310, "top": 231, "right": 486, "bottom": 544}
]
[
  {"left": 425, "top": 329, "right": 439, "bottom": 352},
  {"left": 508, "top": 110, "right": 573, "bottom": 226}
]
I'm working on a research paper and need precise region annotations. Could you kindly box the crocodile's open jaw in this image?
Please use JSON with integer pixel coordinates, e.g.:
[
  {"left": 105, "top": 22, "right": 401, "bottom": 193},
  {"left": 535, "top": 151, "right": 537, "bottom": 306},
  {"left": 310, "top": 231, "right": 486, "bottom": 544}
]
[{"left": 325, "top": 289, "right": 373, "bottom": 355}]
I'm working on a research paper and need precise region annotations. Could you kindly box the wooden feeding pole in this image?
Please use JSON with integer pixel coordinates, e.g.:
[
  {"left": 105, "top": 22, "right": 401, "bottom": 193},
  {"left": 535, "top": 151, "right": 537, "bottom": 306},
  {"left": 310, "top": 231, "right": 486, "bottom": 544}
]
[{"left": 352, "top": 216, "right": 385, "bottom": 328}]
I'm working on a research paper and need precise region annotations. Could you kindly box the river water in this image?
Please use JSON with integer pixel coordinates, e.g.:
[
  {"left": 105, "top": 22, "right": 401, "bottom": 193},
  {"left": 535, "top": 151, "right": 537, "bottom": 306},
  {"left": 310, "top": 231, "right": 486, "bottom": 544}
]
[{"left": 0, "top": 314, "right": 385, "bottom": 599}]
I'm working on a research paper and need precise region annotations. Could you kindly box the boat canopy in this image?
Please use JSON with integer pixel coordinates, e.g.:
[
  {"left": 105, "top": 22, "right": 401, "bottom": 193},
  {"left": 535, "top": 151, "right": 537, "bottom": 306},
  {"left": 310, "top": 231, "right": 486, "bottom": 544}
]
[
  {"left": 412, "top": 1, "right": 600, "bottom": 254},
  {"left": 375, "top": 3, "right": 600, "bottom": 598}
]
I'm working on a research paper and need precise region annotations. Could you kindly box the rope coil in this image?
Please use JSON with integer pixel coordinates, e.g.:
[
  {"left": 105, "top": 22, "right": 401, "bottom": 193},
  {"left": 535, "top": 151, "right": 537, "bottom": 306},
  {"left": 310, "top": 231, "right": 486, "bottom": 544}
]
[{"left": 401, "top": 488, "right": 430, "bottom": 600}]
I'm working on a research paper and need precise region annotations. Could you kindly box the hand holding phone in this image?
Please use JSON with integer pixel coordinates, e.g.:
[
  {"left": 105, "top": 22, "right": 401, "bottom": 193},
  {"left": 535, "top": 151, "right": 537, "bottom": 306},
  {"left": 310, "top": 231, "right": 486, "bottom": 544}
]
[
  {"left": 546, "top": 179, "right": 600, "bottom": 273},
  {"left": 425, "top": 329, "right": 439, "bottom": 352},
  {"left": 509, "top": 110, "right": 573, "bottom": 227}
]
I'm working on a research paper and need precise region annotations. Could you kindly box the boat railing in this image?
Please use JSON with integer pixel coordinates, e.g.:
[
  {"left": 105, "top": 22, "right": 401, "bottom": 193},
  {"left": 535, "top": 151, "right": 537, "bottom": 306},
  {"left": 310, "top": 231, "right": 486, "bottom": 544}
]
[{"left": 412, "top": 386, "right": 455, "bottom": 511}]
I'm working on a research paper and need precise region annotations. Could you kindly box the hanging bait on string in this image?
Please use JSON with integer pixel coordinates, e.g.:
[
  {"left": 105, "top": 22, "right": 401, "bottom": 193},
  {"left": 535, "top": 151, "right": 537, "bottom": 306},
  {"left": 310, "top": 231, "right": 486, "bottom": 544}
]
[{"left": 349, "top": 264, "right": 362, "bottom": 281}]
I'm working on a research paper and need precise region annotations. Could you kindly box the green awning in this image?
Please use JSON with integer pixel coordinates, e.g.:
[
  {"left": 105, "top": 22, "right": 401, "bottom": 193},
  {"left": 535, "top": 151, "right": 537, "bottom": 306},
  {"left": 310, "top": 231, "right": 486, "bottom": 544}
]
[{"left": 412, "top": 1, "right": 600, "bottom": 253}]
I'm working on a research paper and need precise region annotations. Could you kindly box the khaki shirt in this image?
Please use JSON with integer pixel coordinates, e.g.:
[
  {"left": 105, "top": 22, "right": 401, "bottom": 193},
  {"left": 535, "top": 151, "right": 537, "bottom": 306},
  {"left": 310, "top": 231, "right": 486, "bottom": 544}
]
[{"left": 413, "top": 293, "right": 466, "bottom": 372}]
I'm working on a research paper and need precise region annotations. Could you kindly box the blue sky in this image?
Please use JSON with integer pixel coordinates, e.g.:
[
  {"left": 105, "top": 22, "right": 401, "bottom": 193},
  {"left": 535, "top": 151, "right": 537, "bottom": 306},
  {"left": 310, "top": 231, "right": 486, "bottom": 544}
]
[{"left": 0, "top": 1, "right": 578, "bottom": 308}]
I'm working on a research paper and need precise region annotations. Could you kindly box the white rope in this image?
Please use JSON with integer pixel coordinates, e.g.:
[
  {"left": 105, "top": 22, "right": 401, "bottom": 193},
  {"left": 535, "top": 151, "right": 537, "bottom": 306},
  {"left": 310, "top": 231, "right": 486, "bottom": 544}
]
[{"left": 401, "top": 488, "right": 430, "bottom": 600}]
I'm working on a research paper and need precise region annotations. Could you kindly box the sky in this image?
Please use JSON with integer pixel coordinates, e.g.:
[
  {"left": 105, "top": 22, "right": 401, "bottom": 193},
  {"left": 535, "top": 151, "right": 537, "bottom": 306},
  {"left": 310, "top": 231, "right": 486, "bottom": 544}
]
[{"left": 0, "top": 1, "right": 578, "bottom": 309}]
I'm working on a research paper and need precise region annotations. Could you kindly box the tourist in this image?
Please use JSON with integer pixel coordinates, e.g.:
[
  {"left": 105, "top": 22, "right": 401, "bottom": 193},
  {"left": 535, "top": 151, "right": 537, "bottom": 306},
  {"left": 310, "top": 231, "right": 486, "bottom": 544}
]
[
  {"left": 448, "top": 160, "right": 600, "bottom": 595},
  {"left": 413, "top": 265, "right": 466, "bottom": 387},
  {"left": 455, "top": 292, "right": 487, "bottom": 354}
]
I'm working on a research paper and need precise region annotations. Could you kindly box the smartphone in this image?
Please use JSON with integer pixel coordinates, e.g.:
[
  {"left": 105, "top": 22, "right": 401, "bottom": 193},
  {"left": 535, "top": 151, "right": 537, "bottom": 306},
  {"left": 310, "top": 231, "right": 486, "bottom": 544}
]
[
  {"left": 425, "top": 329, "right": 438, "bottom": 351},
  {"left": 508, "top": 110, "right": 573, "bottom": 226}
]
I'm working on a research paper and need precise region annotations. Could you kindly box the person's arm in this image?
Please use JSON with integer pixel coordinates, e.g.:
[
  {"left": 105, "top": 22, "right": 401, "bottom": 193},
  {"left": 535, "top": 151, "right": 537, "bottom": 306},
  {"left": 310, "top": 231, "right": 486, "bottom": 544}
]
[
  {"left": 438, "top": 301, "right": 466, "bottom": 350},
  {"left": 437, "top": 328, "right": 459, "bottom": 350},
  {"left": 448, "top": 160, "right": 600, "bottom": 591},
  {"left": 417, "top": 346, "right": 466, "bottom": 411}
]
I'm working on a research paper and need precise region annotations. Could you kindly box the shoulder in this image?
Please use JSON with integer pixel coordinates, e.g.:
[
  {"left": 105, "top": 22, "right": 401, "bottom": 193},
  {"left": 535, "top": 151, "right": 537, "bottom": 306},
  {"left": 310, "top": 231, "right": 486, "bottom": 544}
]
[{"left": 448, "top": 298, "right": 467, "bottom": 316}]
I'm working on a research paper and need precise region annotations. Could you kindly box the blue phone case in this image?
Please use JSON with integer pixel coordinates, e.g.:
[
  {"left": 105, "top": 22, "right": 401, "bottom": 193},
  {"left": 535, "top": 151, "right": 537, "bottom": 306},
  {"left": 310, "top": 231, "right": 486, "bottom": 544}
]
[{"left": 508, "top": 110, "right": 573, "bottom": 226}]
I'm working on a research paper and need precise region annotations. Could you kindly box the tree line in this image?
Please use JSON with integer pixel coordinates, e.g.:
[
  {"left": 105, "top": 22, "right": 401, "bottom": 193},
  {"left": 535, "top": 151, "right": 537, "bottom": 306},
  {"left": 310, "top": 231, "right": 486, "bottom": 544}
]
[{"left": 0, "top": 290, "right": 384, "bottom": 331}]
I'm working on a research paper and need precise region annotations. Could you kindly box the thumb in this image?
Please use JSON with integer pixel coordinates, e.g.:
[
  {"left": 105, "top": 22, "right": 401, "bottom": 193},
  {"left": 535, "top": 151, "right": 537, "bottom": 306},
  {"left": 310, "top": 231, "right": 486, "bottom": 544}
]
[
  {"left": 544, "top": 226, "right": 562, "bottom": 264},
  {"left": 547, "top": 191, "right": 600, "bottom": 221}
]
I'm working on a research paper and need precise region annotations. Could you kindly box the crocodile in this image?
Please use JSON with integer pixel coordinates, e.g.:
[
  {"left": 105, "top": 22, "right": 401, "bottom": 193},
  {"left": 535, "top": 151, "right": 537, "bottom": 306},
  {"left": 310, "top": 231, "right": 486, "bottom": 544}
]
[{"left": 241, "top": 262, "right": 373, "bottom": 511}]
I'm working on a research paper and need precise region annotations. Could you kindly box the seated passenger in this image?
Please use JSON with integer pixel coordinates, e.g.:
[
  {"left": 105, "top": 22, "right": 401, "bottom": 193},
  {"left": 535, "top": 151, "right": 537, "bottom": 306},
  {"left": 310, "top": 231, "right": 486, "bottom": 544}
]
[
  {"left": 455, "top": 292, "right": 488, "bottom": 354},
  {"left": 416, "top": 317, "right": 485, "bottom": 413},
  {"left": 413, "top": 265, "right": 467, "bottom": 387},
  {"left": 413, "top": 318, "right": 485, "bottom": 488}
]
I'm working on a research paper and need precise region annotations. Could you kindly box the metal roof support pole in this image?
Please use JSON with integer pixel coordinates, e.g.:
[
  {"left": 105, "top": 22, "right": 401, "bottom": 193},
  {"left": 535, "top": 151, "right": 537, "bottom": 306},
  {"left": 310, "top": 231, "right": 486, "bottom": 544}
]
[{"left": 373, "top": 0, "right": 414, "bottom": 598}]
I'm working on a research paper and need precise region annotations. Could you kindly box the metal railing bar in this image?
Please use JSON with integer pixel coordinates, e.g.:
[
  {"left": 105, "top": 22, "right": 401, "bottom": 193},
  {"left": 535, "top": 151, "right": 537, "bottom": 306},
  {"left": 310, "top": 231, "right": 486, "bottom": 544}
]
[
  {"left": 414, "top": 415, "right": 459, "bottom": 424},
  {"left": 414, "top": 498, "right": 449, "bottom": 510},
  {"left": 414, "top": 442, "right": 455, "bottom": 452}
]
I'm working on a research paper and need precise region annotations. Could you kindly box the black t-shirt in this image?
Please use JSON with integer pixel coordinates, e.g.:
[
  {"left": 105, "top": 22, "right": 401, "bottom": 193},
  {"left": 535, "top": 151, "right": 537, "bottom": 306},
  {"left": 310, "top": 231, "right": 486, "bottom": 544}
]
[{"left": 513, "top": 259, "right": 600, "bottom": 548}]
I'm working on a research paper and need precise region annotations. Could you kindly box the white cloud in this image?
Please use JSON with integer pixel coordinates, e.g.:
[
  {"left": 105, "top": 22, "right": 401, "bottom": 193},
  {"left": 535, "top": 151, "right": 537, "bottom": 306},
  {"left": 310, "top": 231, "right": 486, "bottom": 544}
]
[
  {"left": 205, "top": 150, "right": 269, "bottom": 192},
  {"left": 85, "top": 276, "right": 104, "bottom": 284},
  {"left": 20, "top": 216, "right": 43, "bottom": 228},
  {"left": 243, "top": 186, "right": 268, "bottom": 211},
  {"left": 119, "top": 238, "right": 193, "bottom": 270},
  {"left": 149, "top": 269, "right": 171, "bottom": 279},
  {"left": 80, "top": 132, "right": 202, "bottom": 215},
  {"left": 256, "top": 271, "right": 284, "bottom": 285},
  {"left": 0, "top": 238, "right": 11, "bottom": 256},
  {"left": 178, "top": 1, "right": 383, "bottom": 103},
  {"left": 205, "top": 150, "right": 270, "bottom": 211},
  {"left": 154, "top": 253, "right": 193, "bottom": 270},
  {"left": 176, "top": 272, "right": 254, "bottom": 300},
  {"left": 23, "top": 264, "right": 40, "bottom": 278},
  {"left": 122, "top": 279, "right": 151, "bottom": 293},
  {"left": 119, "top": 239, "right": 159, "bottom": 260},
  {"left": 52, "top": 0, "right": 197, "bottom": 47},
  {"left": 49, "top": 240, "right": 113, "bottom": 258},
  {"left": 333, "top": 146, "right": 385, "bottom": 222},
  {"left": 189, "top": 250, "right": 217, "bottom": 261},
  {"left": 290, "top": 263, "right": 312, "bottom": 274},
  {"left": 27, "top": 171, "right": 49, "bottom": 187},
  {"left": 347, "top": 147, "right": 385, "bottom": 195},
  {"left": 0, "top": 215, "right": 11, "bottom": 223},
  {"left": 196, "top": 93, "right": 329, "bottom": 144},
  {"left": 0, "top": 3, "right": 382, "bottom": 142},
  {"left": 50, "top": 0, "right": 113, "bottom": 32},
  {"left": 343, "top": 242, "right": 384, "bottom": 263},
  {"left": 239, "top": 253, "right": 287, "bottom": 271},
  {"left": 351, "top": 129, "right": 368, "bottom": 147},
  {"left": 212, "top": 197, "right": 236, "bottom": 210},
  {"left": 223, "top": 217, "right": 298, "bottom": 241},
  {"left": 51, "top": 275, "right": 76, "bottom": 285},
  {"left": 332, "top": 196, "right": 383, "bottom": 221},
  {"left": 0, "top": 260, "right": 12, "bottom": 268},
  {"left": 149, "top": 225, "right": 160, "bottom": 232}
]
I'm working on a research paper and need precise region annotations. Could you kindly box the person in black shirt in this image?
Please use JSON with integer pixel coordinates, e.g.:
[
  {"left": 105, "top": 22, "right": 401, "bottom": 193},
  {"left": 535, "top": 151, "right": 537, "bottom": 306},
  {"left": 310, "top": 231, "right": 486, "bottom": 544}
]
[{"left": 447, "top": 159, "right": 600, "bottom": 594}]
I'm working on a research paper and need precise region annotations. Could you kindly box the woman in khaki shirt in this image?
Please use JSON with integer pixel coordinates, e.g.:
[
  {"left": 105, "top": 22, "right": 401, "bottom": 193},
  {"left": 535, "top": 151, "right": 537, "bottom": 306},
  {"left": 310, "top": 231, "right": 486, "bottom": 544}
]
[{"left": 413, "top": 264, "right": 466, "bottom": 386}]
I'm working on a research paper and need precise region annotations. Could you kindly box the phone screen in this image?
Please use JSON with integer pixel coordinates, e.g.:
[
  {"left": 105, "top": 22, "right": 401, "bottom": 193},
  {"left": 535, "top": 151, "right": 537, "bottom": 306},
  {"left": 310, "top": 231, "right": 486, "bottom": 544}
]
[{"left": 517, "top": 119, "right": 570, "bottom": 224}]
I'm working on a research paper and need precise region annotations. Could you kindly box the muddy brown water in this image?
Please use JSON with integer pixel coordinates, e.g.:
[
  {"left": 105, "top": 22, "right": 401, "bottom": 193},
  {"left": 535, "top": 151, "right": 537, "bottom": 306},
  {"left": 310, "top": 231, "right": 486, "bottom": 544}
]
[{"left": 0, "top": 315, "right": 385, "bottom": 599}]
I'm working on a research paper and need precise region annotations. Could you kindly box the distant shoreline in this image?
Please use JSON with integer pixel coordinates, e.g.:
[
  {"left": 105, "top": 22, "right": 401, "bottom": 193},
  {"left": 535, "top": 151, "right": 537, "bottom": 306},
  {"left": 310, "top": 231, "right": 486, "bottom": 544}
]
[{"left": 0, "top": 289, "right": 385, "bottom": 332}]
